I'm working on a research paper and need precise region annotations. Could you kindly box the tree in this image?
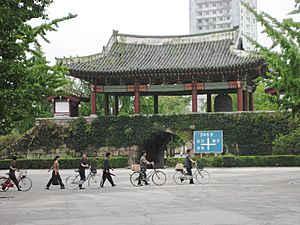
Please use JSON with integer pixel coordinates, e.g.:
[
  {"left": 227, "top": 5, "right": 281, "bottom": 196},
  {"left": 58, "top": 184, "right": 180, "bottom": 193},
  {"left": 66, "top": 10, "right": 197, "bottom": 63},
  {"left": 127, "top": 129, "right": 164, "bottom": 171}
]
[
  {"left": 0, "top": 0, "right": 76, "bottom": 134},
  {"left": 242, "top": 0, "right": 300, "bottom": 116}
]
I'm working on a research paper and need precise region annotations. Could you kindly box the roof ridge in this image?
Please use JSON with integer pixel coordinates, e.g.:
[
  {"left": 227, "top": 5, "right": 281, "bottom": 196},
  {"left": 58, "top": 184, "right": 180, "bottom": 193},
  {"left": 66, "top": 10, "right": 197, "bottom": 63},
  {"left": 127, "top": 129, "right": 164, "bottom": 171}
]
[{"left": 116, "top": 27, "right": 239, "bottom": 39}]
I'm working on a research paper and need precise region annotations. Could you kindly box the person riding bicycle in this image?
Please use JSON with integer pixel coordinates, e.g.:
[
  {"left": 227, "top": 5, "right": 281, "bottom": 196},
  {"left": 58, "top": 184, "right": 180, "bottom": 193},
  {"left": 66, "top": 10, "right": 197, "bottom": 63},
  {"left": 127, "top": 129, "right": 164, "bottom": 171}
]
[
  {"left": 5, "top": 155, "right": 21, "bottom": 191},
  {"left": 185, "top": 149, "right": 196, "bottom": 184},
  {"left": 138, "top": 151, "right": 152, "bottom": 186},
  {"left": 79, "top": 153, "right": 89, "bottom": 190}
]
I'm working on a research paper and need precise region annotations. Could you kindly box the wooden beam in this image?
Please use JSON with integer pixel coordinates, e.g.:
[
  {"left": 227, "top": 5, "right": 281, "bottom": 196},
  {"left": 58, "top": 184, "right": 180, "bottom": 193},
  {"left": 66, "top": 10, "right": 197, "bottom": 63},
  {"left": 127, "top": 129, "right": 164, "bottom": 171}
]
[
  {"left": 104, "top": 93, "right": 109, "bottom": 116},
  {"left": 91, "top": 85, "right": 97, "bottom": 116},
  {"left": 154, "top": 95, "right": 158, "bottom": 114},
  {"left": 207, "top": 93, "right": 212, "bottom": 112},
  {"left": 237, "top": 88, "right": 243, "bottom": 111},
  {"left": 134, "top": 85, "right": 140, "bottom": 115}
]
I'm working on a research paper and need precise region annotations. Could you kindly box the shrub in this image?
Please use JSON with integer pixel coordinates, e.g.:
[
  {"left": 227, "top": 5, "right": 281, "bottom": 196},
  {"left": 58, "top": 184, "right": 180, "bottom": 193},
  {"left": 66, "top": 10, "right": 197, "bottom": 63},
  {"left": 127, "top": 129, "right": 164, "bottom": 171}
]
[
  {"left": 273, "top": 126, "right": 300, "bottom": 155},
  {"left": 0, "top": 157, "right": 128, "bottom": 170},
  {"left": 165, "top": 155, "right": 300, "bottom": 167}
]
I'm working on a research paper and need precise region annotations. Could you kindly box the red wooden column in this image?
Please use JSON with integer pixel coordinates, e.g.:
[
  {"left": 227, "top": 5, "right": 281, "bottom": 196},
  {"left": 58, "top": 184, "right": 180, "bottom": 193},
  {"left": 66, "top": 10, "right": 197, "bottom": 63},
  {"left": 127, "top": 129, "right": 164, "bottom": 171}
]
[
  {"left": 114, "top": 95, "right": 119, "bottom": 116},
  {"left": 192, "top": 82, "right": 198, "bottom": 113},
  {"left": 134, "top": 85, "right": 140, "bottom": 115},
  {"left": 243, "top": 91, "right": 248, "bottom": 111},
  {"left": 237, "top": 87, "right": 243, "bottom": 111},
  {"left": 249, "top": 92, "right": 254, "bottom": 111},
  {"left": 90, "top": 85, "right": 97, "bottom": 116},
  {"left": 207, "top": 93, "right": 212, "bottom": 112},
  {"left": 104, "top": 93, "right": 109, "bottom": 116},
  {"left": 154, "top": 95, "right": 158, "bottom": 114}
]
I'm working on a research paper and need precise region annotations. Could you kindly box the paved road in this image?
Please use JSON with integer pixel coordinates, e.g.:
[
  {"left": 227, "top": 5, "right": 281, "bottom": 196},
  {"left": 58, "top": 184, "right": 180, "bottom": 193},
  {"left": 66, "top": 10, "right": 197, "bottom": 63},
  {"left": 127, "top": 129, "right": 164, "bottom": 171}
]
[{"left": 0, "top": 167, "right": 300, "bottom": 225}]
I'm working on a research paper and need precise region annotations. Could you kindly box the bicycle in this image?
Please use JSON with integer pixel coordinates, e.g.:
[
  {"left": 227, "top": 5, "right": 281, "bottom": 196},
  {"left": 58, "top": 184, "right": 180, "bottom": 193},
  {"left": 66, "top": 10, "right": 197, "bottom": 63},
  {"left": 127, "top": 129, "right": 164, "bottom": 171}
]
[
  {"left": 0, "top": 170, "right": 32, "bottom": 192},
  {"left": 130, "top": 163, "right": 167, "bottom": 187},
  {"left": 65, "top": 168, "right": 102, "bottom": 190},
  {"left": 173, "top": 162, "right": 210, "bottom": 185}
]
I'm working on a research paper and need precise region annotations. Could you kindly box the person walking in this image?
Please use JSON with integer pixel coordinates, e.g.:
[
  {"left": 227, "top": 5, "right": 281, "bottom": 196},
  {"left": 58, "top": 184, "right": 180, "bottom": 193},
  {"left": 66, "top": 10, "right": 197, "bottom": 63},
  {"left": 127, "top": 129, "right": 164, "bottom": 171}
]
[
  {"left": 138, "top": 151, "right": 152, "bottom": 186},
  {"left": 185, "top": 149, "right": 196, "bottom": 184},
  {"left": 79, "top": 153, "right": 89, "bottom": 189},
  {"left": 45, "top": 155, "right": 65, "bottom": 190},
  {"left": 101, "top": 152, "right": 116, "bottom": 187},
  {"left": 3, "top": 155, "right": 21, "bottom": 191}
]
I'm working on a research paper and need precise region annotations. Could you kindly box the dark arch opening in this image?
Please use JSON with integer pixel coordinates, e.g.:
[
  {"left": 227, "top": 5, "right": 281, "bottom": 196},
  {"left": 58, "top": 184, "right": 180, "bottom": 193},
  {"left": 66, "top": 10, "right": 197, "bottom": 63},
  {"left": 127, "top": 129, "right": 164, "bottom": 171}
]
[{"left": 139, "top": 131, "right": 174, "bottom": 168}]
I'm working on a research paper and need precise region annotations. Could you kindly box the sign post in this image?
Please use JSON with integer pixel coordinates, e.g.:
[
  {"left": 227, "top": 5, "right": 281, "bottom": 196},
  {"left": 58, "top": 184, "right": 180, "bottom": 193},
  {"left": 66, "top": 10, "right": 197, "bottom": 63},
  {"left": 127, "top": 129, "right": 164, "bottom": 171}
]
[{"left": 194, "top": 130, "right": 223, "bottom": 153}]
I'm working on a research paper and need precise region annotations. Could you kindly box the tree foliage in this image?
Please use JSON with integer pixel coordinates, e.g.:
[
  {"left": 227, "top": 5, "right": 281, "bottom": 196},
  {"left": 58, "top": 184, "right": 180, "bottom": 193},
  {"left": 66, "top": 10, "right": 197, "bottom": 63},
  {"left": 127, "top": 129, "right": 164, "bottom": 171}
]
[
  {"left": 242, "top": 0, "right": 300, "bottom": 116},
  {"left": 0, "top": 0, "right": 76, "bottom": 134}
]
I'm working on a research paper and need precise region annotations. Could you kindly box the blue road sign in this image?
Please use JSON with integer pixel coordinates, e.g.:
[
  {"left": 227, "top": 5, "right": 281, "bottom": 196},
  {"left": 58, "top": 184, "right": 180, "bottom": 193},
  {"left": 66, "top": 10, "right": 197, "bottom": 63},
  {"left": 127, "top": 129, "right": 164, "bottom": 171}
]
[{"left": 194, "top": 130, "right": 223, "bottom": 153}]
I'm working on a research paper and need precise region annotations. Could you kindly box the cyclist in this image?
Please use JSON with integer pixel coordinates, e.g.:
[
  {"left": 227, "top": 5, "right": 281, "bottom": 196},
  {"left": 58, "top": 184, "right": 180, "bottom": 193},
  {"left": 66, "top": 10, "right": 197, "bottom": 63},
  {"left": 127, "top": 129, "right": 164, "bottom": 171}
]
[
  {"left": 5, "top": 155, "right": 21, "bottom": 191},
  {"left": 185, "top": 149, "right": 196, "bottom": 184},
  {"left": 78, "top": 153, "right": 89, "bottom": 190},
  {"left": 138, "top": 151, "right": 152, "bottom": 186},
  {"left": 100, "top": 152, "right": 116, "bottom": 187}
]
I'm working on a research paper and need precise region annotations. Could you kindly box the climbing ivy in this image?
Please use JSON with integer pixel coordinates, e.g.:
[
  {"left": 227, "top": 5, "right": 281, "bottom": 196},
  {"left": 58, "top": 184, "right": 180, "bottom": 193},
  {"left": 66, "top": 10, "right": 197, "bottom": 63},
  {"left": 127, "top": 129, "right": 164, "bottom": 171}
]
[{"left": 5, "top": 112, "right": 297, "bottom": 156}]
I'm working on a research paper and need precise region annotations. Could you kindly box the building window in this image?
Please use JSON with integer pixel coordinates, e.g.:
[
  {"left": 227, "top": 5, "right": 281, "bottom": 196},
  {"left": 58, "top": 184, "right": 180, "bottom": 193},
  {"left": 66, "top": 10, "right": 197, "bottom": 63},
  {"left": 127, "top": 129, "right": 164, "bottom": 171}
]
[
  {"left": 227, "top": 16, "right": 231, "bottom": 20},
  {"left": 213, "top": 3, "right": 216, "bottom": 7}
]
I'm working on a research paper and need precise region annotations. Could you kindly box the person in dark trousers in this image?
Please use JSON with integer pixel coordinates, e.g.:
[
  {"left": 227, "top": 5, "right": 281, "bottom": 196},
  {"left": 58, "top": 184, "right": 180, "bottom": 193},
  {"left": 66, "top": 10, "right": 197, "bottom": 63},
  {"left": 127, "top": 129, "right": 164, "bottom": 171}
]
[
  {"left": 3, "top": 155, "right": 21, "bottom": 191},
  {"left": 101, "top": 152, "right": 116, "bottom": 187},
  {"left": 138, "top": 151, "right": 152, "bottom": 186},
  {"left": 185, "top": 149, "right": 196, "bottom": 184},
  {"left": 45, "top": 155, "right": 65, "bottom": 190},
  {"left": 79, "top": 153, "right": 89, "bottom": 189}
]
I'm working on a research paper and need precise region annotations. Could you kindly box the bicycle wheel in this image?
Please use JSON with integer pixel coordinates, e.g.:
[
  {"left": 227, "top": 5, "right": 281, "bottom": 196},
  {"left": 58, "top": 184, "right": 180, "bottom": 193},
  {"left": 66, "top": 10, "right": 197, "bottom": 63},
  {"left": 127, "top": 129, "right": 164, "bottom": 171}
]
[
  {"left": 173, "top": 171, "right": 187, "bottom": 185},
  {"left": 196, "top": 169, "right": 210, "bottom": 184},
  {"left": 130, "top": 171, "right": 142, "bottom": 187},
  {"left": 0, "top": 177, "right": 9, "bottom": 192},
  {"left": 66, "top": 175, "right": 80, "bottom": 190},
  {"left": 88, "top": 174, "right": 102, "bottom": 189},
  {"left": 152, "top": 170, "right": 167, "bottom": 186},
  {"left": 18, "top": 177, "right": 32, "bottom": 191}
]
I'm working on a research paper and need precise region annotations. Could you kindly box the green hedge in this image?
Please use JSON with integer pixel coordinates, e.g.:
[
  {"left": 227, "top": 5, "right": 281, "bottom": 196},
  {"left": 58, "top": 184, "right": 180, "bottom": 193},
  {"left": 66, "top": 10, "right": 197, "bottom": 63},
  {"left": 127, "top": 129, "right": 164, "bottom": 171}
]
[
  {"left": 0, "top": 157, "right": 128, "bottom": 170},
  {"left": 273, "top": 126, "right": 300, "bottom": 155},
  {"left": 166, "top": 155, "right": 300, "bottom": 167}
]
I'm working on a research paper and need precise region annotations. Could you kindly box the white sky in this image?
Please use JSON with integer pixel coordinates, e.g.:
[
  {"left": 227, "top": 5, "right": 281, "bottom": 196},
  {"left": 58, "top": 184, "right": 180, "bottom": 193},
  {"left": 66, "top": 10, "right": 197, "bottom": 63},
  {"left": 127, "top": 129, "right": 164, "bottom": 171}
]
[{"left": 40, "top": 0, "right": 297, "bottom": 64}]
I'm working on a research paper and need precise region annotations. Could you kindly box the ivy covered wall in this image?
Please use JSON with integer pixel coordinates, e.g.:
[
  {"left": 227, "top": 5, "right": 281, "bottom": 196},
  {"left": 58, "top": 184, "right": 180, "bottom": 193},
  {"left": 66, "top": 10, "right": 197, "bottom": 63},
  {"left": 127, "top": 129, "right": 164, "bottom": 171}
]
[{"left": 3, "top": 112, "right": 296, "bottom": 158}]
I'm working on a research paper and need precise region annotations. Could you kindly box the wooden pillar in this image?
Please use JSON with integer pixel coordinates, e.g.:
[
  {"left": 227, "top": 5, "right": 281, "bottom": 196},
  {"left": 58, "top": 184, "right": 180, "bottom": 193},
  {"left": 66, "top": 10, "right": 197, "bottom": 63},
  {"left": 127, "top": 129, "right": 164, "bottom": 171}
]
[
  {"left": 192, "top": 83, "right": 198, "bottom": 113},
  {"left": 207, "top": 93, "right": 212, "bottom": 112},
  {"left": 114, "top": 95, "right": 119, "bottom": 116},
  {"left": 243, "top": 91, "right": 248, "bottom": 111},
  {"left": 91, "top": 85, "right": 97, "bottom": 116},
  {"left": 134, "top": 85, "right": 140, "bottom": 115},
  {"left": 154, "top": 95, "right": 158, "bottom": 114},
  {"left": 237, "top": 88, "right": 243, "bottom": 111},
  {"left": 249, "top": 92, "right": 254, "bottom": 111},
  {"left": 104, "top": 93, "right": 109, "bottom": 116}
]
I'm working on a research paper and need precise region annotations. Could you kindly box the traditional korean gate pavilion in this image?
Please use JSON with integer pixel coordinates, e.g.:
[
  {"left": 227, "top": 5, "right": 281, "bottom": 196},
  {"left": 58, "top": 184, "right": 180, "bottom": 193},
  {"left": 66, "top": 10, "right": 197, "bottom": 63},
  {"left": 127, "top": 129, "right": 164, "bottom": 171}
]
[{"left": 57, "top": 28, "right": 266, "bottom": 116}]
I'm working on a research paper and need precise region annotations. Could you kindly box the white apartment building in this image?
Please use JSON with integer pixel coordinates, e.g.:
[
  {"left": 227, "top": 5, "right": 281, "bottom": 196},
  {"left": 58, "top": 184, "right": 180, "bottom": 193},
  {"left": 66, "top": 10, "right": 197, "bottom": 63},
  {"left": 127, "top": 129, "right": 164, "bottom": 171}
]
[{"left": 189, "top": 0, "right": 257, "bottom": 50}]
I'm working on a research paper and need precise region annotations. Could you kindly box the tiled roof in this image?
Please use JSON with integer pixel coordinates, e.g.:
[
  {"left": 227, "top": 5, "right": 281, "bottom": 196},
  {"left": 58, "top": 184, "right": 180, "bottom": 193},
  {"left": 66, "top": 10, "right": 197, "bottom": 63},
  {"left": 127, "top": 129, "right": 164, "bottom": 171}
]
[{"left": 57, "top": 28, "right": 264, "bottom": 84}]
